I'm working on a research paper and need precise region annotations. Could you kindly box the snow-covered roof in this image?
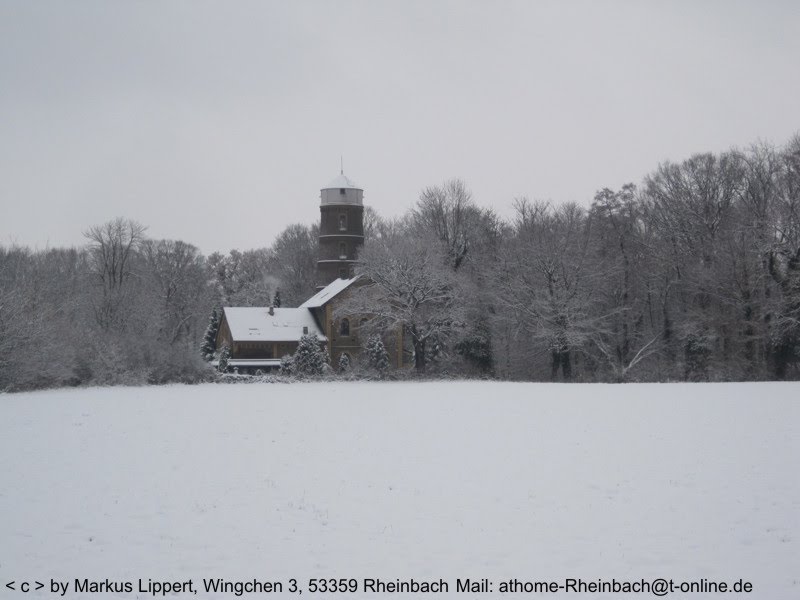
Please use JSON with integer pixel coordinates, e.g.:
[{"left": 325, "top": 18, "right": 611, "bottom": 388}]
[
  {"left": 222, "top": 307, "right": 326, "bottom": 342},
  {"left": 323, "top": 173, "right": 361, "bottom": 190},
  {"left": 299, "top": 277, "right": 360, "bottom": 309}
]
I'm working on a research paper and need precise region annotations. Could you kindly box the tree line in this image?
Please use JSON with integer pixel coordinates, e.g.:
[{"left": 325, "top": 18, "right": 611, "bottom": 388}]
[
  {"left": 1, "top": 135, "right": 798, "bottom": 390},
  {"left": 352, "top": 137, "right": 800, "bottom": 381},
  {"left": 0, "top": 219, "right": 320, "bottom": 390}
]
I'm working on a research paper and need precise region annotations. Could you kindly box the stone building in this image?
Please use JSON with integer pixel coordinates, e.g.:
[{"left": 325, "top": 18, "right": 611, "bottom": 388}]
[{"left": 300, "top": 276, "right": 404, "bottom": 370}]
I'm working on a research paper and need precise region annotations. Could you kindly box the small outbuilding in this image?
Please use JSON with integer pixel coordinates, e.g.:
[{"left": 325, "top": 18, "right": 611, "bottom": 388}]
[{"left": 215, "top": 306, "right": 326, "bottom": 373}]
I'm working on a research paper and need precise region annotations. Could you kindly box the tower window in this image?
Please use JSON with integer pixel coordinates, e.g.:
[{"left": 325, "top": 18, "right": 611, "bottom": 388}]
[
  {"left": 340, "top": 188, "right": 346, "bottom": 195},
  {"left": 339, "top": 242, "right": 347, "bottom": 259},
  {"left": 339, "top": 214, "right": 347, "bottom": 231},
  {"left": 340, "top": 318, "right": 350, "bottom": 336},
  {"left": 339, "top": 268, "right": 348, "bottom": 279}
]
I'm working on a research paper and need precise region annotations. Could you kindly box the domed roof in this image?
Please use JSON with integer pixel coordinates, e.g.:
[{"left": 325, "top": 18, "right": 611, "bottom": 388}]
[{"left": 323, "top": 173, "right": 361, "bottom": 190}]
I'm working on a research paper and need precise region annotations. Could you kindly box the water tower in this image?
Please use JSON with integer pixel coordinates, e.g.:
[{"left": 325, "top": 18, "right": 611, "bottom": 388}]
[{"left": 316, "top": 169, "right": 364, "bottom": 288}]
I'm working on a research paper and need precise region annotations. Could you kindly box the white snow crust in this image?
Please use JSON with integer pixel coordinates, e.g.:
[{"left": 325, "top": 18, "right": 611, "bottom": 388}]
[{"left": 0, "top": 382, "right": 797, "bottom": 598}]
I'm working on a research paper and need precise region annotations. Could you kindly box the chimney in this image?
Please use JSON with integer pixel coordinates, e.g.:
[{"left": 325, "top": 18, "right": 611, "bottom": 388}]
[{"left": 268, "top": 305, "right": 274, "bottom": 316}]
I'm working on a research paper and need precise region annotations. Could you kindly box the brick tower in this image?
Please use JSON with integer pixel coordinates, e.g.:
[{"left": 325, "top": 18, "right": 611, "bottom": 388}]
[{"left": 316, "top": 170, "right": 364, "bottom": 288}]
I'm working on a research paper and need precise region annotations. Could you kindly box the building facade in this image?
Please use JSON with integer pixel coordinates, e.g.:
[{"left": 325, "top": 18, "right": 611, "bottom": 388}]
[{"left": 301, "top": 277, "right": 405, "bottom": 370}]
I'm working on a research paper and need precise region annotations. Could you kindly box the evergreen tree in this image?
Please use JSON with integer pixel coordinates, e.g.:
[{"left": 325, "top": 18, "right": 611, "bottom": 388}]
[
  {"left": 272, "top": 290, "right": 282, "bottom": 308},
  {"left": 200, "top": 308, "right": 220, "bottom": 361},
  {"left": 338, "top": 352, "right": 351, "bottom": 372},
  {"left": 365, "top": 335, "right": 390, "bottom": 375},
  {"left": 217, "top": 345, "right": 231, "bottom": 373},
  {"left": 429, "top": 335, "right": 446, "bottom": 368},
  {"left": 292, "top": 334, "right": 328, "bottom": 376},
  {"left": 279, "top": 354, "right": 294, "bottom": 376},
  {"left": 455, "top": 319, "right": 493, "bottom": 374}
]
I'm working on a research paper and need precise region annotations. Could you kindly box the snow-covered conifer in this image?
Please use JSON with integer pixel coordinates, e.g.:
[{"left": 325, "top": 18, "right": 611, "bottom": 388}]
[
  {"left": 365, "top": 335, "right": 390, "bottom": 375},
  {"left": 200, "top": 308, "right": 220, "bottom": 361},
  {"left": 217, "top": 345, "right": 231, "bottom": 373},
  {"left": 279, "top": 354, "right": 295, "bottom": 376},
  {"left": 292, "top": 334, "right": 328, "bottom": 376}
]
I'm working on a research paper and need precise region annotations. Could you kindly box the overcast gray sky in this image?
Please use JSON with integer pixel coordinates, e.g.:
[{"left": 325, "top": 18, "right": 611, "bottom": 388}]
[{"left": 1, "top": 0, "right": 798, "bottom": 254}]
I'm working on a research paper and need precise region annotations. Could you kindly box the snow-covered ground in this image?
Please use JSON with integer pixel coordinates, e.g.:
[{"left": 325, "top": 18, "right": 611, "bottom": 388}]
[{"left": 1, "top": 382, "right": 797, "bottom": 598}]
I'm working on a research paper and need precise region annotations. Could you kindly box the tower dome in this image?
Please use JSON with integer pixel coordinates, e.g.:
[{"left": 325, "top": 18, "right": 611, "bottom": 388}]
[{"left": 320, "top": 172, "right": 364, "bottom": 206}]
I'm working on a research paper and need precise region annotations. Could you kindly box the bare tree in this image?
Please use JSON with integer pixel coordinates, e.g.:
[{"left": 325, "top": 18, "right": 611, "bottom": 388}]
[
  {"left": 587, "top": 184, "right": 665, "bottom": 380},
  {"left": 207, "top": 248, "right": 276, "bottom": 307},
  {"left": 0, "top": 246, "right": 84, "bottom": 390},
  {"left": 269, "top": 223, "right": 318, "bottom": 305},
  {"left": 141, "top": 239, "right": 209, "bottom": 345},
  {"left": 413, "top": 179, "right": 484, "bottom": 270},
  {"left": 765, "top": 136, "right": 800, "bottom": 376},
  {"left": 341, "top": 228, "right": 464, "bottom": 372},
  {"left": 362, "top": 205, "right": 386, "bottom": 242},
  {"left": 492, "top": 200, "right": 598, "bottom": 380},
  {"left": 642, "top": 153, "right": 748, "bottom": 379},
  {"left": 83, "top": 218, "right": 147, "bottom": 330}
]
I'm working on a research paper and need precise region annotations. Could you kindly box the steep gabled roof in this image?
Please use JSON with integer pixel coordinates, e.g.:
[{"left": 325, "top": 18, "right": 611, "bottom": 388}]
[
  {"left": 299, "top": 276, "right": 360, "bottom": 309},
  {"left": 222, "top": 307, "right": 326, "bottom": 342}
]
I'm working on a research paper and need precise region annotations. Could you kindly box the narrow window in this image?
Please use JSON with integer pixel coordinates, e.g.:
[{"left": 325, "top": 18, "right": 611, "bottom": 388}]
[
  {"left": 340, "top": 188, "right": 346, "bottom": 195},
  {"left": 339, "top": 214, "right": 347, "bottom": 231},
  {"left": 340, "top": 318, "right": 350, "bottom": 336},
  {"left": 339, "top": 241, "right": 347, "bottom": 259}
]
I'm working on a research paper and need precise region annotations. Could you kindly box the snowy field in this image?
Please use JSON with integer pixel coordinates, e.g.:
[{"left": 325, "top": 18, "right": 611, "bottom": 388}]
[{"left": 1, "top": 382, "right": 798, "bottom": 599}]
